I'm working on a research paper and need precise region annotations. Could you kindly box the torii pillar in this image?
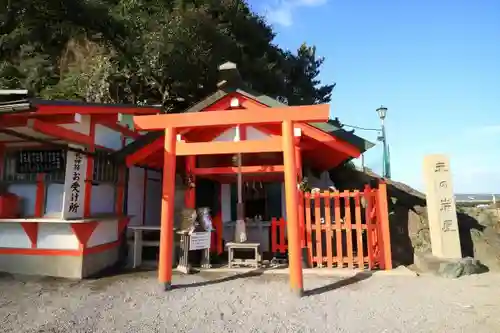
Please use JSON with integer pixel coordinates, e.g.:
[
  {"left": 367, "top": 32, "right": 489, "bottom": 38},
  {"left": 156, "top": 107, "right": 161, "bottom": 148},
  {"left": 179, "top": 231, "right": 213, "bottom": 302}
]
[
  {"left": 159, "top": 127, "right": 177, "bottom": 290},
  {"left": 282, "top": 120, "right": 303, "bottom": 295}
]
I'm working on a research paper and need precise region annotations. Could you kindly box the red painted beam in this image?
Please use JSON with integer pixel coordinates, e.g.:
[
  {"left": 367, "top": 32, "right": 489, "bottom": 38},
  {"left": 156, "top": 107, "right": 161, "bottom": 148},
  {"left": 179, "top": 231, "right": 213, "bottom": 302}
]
[
  {"left": 297, "top": 124, "right": 360, "bottom": 158},
  {"left": 0, "top": 114, "right": 78, "bottom": 127},
  {"left": 99, "top": 121, "right": 140, "bottom": 139},
  {"left": 176, "top": 138, "right": 283, "bottom": 156},
  {"left": 125, "top": 136, "right": 164, "bottom": 166},
  {"left": 35, "top": 104, "right": 160, "bottom": 116},
  {"left": 134, "top": 104, "right": 329, "bottom": 130},
  {"left": 199, "top": 173, "right": 285, "bottom": 183},
  {"left": 28, "top": 120, "right": 93, "bottom": 146},
  {"left": 193, "top": 165, "right": 284, "bottom": 175}
]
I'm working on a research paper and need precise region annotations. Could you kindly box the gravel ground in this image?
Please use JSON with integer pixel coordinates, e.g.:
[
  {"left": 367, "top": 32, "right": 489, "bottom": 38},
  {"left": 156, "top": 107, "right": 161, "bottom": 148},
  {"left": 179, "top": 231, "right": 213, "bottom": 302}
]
[{"left": 1, "top": 269, "right": 499, "bottom": 333}]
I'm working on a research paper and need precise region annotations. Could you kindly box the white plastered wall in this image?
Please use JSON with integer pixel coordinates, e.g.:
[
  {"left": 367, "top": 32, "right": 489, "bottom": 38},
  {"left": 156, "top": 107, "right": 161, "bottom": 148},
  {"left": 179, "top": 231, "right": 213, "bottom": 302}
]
[
  {"left": 94, "top": 125, "right": 122, "bottom": 150},
  {"left": 212, "top": 126, "right": 269, "bottom": 142},
  {"left": 90, "top": 184, "right": 116, "bottom": 215},
  {"left": 87, "top": 220, "right": 119, "bottom": 248},
  {"left": 144, "top": 170, "right": 161, "bottom": 226},
  {"left": 7, "top": 184, "right": 36, "bottom": 217},
  {"left": 0, "top": 224, "right": 31, "bottom": 248},
  {"left": 37, "top": 224, "right": 79, "bottom": 250}
]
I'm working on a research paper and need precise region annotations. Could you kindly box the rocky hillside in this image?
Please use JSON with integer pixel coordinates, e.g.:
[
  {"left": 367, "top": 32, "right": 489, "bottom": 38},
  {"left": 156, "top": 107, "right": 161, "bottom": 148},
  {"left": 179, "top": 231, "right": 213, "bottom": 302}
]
[{"left": 329, "top": 166, "right": 500, "bottom": 271}]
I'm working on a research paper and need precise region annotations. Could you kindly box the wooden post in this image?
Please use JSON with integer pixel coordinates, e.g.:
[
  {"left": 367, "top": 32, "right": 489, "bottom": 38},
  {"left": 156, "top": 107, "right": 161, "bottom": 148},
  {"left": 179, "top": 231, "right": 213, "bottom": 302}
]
[
  {"left": 115, "top": 167, "right": 126, "bottom": 215},
  {"left": 295, "top": 146, "right": 302, "bottom": 178},
  {"left": 184, "top": 155, "right": 196, "bottom": 209},
  {"left": 34, "top": 173, "right": 45, "bottom": 217},
  {"left": 83, "top": 119, "right": 96, "bottom": 218},
  {"left": 159, "top": 127, "right": 177, "bottom": 290},
  {"left": 0, "top": 144, "right": 4, "bottom": 180},
  {"left": 295, "top": 146, "right": 305, "bottom": 248},
  {"left": 235, "top": 125, "right": 245, "bottom": 223},
  {"left": 377, "top": 181, "right": 393, "bottom": 270},
  {"left": 282, "top": 120, "right": 304, "bottom": 296}
]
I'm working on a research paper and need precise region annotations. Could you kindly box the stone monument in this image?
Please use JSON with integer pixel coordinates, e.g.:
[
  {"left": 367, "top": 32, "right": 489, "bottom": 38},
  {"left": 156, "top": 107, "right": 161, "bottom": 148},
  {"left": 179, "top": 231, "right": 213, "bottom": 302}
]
[{"left": 422, "top": 154, "right": 462, "bottom": 259}]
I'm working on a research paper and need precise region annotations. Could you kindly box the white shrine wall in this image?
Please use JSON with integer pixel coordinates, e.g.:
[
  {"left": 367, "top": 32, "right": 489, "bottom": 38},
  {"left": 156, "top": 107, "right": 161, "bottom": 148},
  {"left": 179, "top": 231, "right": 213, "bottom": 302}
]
[
  {"left": 6, "top": 184, "right": 36, "bottom": 216},
  {"left": 127, "top": 166, "right": 146, "bottom": 226},
  {"left": 90, "top": 184, "right": 116, "bottom": 215},
  {"left": 0, "top": 224, "right": 31, "bottom": 248},
  {"left": 144, "top": 170, "right": 162, "bottom": 226},
  {"left": 94, "top": 124, "right": 122, "bottom": 150}
]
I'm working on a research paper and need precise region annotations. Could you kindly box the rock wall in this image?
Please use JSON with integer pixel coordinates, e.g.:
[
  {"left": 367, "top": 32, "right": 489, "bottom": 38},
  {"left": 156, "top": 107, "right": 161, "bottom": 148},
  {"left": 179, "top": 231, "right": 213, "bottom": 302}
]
[{"left": 328, "top": 166, "right": 500, "bottom": 271}]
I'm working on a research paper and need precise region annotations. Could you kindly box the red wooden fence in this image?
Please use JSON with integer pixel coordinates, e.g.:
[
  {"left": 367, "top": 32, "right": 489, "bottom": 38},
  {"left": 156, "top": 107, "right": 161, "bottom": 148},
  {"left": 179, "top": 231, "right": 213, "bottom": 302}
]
[
  {"left": 271, "top": 182, "right": 392, "bottom": 270},
  {"left": 271, "top": 217, "right": 287, "bottom": 253}
]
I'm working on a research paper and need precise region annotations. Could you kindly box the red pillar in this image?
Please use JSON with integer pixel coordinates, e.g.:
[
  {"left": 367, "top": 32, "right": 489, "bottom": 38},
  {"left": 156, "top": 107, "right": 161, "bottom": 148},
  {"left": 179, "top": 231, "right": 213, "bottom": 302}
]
[
  {"left": 295, "top": 146, "right": 305, "bottom": 248},
  {"left": 34, "top": 173, "right": 45, "bottom": 217},
  {"left": 377, "top": 181, "right": 393, "bottom": 270},
  {"left": 295, "top": 146, "right": 302, "bottom": 178},
  {"left": 159, "top": 127, "right": 177, "bottom": 290},
  {"left": 184, "top": 155, "right": 196, "bottom": 209},
  {"left": 0, "top": 144, "right": 4, "bottom": 179},
  {"left": 282, "top": 120, "right": 304, "bottom": 296}
]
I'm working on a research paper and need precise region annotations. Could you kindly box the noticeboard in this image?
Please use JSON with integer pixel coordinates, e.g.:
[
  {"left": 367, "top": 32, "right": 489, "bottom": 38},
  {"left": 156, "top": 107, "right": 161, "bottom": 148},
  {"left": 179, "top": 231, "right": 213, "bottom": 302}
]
[
  {"left": 189, "top": 232, "right": 211, "bottom": 251},
  {"left": 16, "top": 149, "right": 65, "bottom": 174}
]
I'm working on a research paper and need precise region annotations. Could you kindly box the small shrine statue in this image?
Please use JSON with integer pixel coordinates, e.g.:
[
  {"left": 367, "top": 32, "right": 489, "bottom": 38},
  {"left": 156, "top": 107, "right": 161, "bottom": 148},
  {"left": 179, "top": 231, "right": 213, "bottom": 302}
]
[
  {"left": 179, "top": 208, "right": 197, "bottom": 234},
  {"left": 197, "top": 207, "right": 213, "bottom": 232},
  {"left": 234, "top": 202, "right": 247, "bottom": 243},
  {"left": 235, "top": 219, "right": 247, "bottom": 243}
]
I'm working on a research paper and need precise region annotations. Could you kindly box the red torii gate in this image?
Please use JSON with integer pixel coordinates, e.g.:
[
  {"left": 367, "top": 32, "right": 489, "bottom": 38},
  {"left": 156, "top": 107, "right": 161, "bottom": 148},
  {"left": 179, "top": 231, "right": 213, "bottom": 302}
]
[{"left": 133, "top": 104, "right": 329, "bottom": 296}]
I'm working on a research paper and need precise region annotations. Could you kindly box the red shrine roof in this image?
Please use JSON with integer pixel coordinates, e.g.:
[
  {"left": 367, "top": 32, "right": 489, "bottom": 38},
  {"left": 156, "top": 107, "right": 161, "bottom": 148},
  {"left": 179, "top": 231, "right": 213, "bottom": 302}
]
[{"left": 112, "top": 71, "right": 375, "bottom": 176}]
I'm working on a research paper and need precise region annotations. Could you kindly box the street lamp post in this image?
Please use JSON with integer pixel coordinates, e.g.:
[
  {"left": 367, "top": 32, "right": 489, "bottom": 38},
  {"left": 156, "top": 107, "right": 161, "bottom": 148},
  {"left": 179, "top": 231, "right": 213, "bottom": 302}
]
[
  {"left": 337, "top": 106, "right": 391, "bottom": 178},
  {"left": 376, "top": 105, "right": 391, "bottom": 179}
]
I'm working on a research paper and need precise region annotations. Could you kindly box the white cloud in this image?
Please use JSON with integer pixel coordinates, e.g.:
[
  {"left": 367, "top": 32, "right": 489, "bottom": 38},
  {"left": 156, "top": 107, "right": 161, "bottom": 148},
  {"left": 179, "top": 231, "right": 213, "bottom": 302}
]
[{"left": 263, "top": 0, "right": 328, "bottom": 27}]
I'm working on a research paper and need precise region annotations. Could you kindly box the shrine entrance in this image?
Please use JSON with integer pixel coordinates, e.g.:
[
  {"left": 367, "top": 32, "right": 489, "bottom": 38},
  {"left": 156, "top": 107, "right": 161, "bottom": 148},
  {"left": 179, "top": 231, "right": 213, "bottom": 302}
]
[
  {"left": 131, "top": 102, "right": 328, "bottom": 296},
  {"left": 114, "top": 62, "right": 391, "bottom": 296}
]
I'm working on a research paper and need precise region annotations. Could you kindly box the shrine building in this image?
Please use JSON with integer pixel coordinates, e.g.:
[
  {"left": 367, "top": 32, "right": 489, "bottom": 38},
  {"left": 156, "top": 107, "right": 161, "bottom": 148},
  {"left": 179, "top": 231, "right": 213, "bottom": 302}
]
[{"left": 0, "top": 63, "right": 391, "bottom": 295}]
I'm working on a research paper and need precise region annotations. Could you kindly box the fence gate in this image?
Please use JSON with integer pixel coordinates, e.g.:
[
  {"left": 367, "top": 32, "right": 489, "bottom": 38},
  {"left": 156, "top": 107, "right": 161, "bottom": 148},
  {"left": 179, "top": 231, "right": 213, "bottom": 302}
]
[{"left": 271, "top": 182, "right": 392, "bottom": 270}]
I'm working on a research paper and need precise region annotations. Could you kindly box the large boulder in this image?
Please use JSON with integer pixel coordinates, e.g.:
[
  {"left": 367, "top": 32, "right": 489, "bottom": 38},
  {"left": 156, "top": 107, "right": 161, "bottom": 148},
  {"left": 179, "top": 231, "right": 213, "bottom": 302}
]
[
  {"left": 414, "top": 253, "right": 488, "bottom": 278},
  {"left": 438, "top": 257, "right": 488, "bottom": 278},
  {"left": 329, "top": 165, "right": 500, "bottom": 272}
]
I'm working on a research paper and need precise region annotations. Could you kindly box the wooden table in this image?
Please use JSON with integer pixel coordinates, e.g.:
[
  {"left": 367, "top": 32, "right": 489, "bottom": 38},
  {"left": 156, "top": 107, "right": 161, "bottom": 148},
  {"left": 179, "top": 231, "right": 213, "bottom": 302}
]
[
  {"left": 223, "top": 221, "right": 271, "bottom": 254},
  {"left": 128, "top": 225, "right": 163, "bottom": 268},
  {"left": 128, "top": 226, "right": 210, "bottom": 273}
]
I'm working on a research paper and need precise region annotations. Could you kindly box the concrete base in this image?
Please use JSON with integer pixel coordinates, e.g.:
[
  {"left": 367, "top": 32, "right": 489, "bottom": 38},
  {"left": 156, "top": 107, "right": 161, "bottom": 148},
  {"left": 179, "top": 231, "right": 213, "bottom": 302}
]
[
  {"left": 82, "top": 247, "right": 119, "bottom": 278},
  {"left": 0, "top": 246, "right": 119, "bottom": 279},
  {"left": 414, "top": 253, "right": 449, "bottom": 274}
]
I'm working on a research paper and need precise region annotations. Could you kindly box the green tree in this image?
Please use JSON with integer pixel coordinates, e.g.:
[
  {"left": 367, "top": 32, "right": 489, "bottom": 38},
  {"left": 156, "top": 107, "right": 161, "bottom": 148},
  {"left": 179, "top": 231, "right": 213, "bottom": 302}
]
[
  {"left": 0, "top": 0, "right": 334, "bottom": 109},
  {"left": 284, "top": 43, "right": 335, "bottom": 105},
  {"left": 0, "top": 0, "right": 126, "bottom": 94}
]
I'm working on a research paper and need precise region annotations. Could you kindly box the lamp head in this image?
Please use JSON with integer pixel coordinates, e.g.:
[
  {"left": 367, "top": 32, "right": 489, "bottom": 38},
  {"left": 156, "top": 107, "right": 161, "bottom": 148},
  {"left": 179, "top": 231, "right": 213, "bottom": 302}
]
[{"left": 376, "top": 105, "right": 388, "bottom": 120}]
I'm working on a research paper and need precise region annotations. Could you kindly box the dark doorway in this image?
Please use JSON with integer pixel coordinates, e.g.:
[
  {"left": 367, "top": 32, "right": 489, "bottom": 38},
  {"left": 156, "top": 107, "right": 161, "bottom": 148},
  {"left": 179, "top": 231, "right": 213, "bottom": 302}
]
[{"left": 196, "top": 178, "right": 220, "bottom": 217}]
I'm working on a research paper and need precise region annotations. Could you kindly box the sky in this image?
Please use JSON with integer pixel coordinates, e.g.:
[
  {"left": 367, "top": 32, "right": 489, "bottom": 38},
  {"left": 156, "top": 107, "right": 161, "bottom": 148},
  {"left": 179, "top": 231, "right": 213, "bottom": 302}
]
[{"left": 248, "top": 0, "right": 500, "bottom": 193}]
